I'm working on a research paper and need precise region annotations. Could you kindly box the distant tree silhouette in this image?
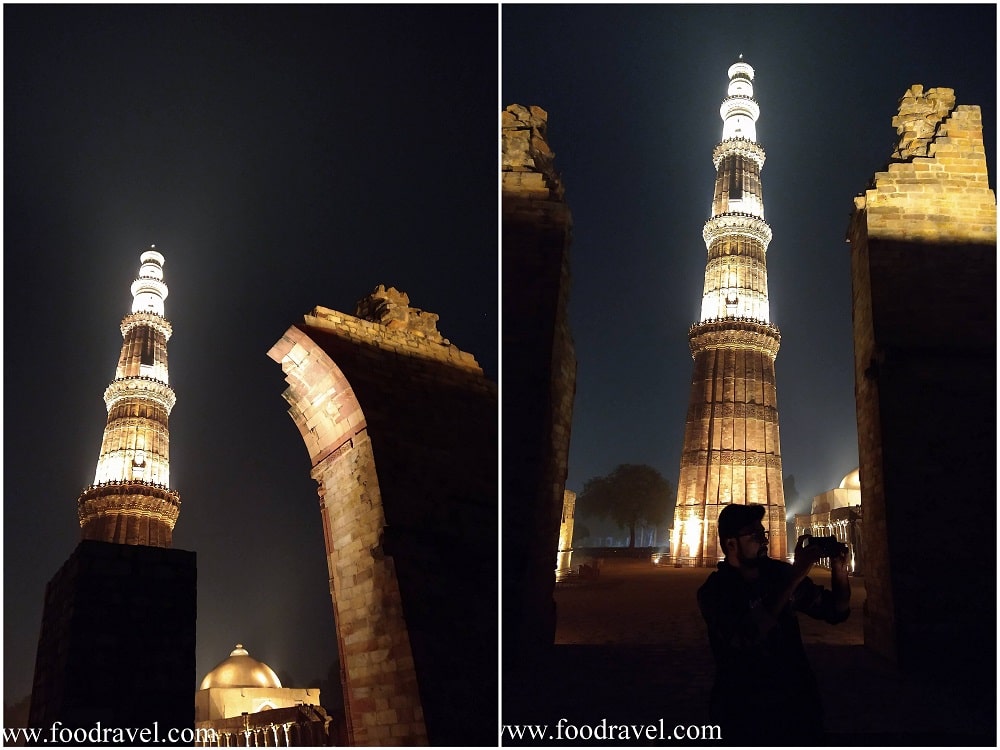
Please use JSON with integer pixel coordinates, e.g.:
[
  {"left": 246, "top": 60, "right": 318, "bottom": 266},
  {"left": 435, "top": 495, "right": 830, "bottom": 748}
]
[{"left": 577, "top": 464, "right": 673, "bottom": 548}]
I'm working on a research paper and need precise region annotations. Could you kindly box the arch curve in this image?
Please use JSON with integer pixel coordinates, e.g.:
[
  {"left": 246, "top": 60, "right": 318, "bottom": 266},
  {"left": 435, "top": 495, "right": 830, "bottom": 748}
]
[
  {"left": 270, "top": 297, "right": 497, "bottom": 746},
  {"left": 270, "top": 324, "right": 426, "bottom": 745}
]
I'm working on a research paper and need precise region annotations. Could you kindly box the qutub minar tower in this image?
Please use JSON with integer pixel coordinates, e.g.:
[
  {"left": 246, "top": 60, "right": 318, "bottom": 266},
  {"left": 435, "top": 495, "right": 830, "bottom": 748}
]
[
  {"left": 670, "top": 58, "right": 787, "bottom": 565},
  {"left": 30, "top": 247, "right": 195, "bottom": 734},
  {"left": 77, "top": 247, "right": 181, "bottom": 547}
]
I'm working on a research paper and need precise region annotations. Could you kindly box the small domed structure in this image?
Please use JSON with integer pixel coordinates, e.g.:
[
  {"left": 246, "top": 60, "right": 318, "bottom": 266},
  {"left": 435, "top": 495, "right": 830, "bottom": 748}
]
[
  {"left": 199, "top": 644, "right": 281, "bottom": 690},
  {"left": 839, "top": 468, "right": 861, "bottom": 491},
  {"left": 195, "top": 643, "right": 326, "bottom": 736}
]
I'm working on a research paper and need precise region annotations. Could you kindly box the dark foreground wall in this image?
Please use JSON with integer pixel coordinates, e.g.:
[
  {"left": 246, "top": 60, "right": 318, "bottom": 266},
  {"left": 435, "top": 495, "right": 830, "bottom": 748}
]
[
  {"left": 501, "top": 104, "right": 577, "bottom": 670},
  {"left": 29, "top": 540, "right": 197, "bottom": 742}
]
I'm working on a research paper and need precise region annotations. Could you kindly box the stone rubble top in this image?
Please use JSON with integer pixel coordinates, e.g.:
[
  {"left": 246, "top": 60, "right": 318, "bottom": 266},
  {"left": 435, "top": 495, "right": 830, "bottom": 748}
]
[
  {"left": 354, "top": 284, "right": 443, "bottom": 343},
  {"left": 892, "top": 84, "right": 957, "bottom": 160},
  {"left": 502, "top": 104, "right": 564, "bottom": 201}
]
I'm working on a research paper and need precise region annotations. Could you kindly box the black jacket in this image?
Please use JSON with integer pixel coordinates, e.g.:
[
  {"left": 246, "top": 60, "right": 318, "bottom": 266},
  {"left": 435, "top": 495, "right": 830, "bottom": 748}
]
[{"left": 697, "top": 557, "right": 849, "bottom": 742}]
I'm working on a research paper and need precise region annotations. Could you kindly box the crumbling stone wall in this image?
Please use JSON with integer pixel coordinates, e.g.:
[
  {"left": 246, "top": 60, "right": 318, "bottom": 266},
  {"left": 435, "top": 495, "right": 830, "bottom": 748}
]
[
  {"left": 502, "top": 105, "right": 561, "bottom": 199},
  {"left": 352, "top": 285, "right": 445, "bottom": 343},
  {"left": 848, "top": 85, "right": 995, "bottom": 726},
  {"left": 890, "top": 85, "right": 957, "bottom": 160},
  {"left": 863, "top": 85, "right": 996, "bottom": 243},
  {"left": 502, "top": 104, "right": 577, "bottom": 667},
  {"left": 268, "top": 288, "right": 496, "bottom": 746}
]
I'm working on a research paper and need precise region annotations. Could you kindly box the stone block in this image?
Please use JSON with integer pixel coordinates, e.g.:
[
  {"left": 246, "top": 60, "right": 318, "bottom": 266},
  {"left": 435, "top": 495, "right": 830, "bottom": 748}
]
[{"left": 29, "top": 540, "right": 196, "bottom": 739}]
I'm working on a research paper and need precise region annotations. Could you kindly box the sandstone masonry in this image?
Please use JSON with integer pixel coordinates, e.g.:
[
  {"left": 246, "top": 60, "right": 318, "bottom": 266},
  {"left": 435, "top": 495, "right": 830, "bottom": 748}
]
[
  {"left": 859, "top": 85, "right": 996, "bottom": 244},
  {"left": 848, "top": 84, "right": 995, "bottom": 731},
  {"left": 269, "top": 288, "right": 496, "bottom": 746}
]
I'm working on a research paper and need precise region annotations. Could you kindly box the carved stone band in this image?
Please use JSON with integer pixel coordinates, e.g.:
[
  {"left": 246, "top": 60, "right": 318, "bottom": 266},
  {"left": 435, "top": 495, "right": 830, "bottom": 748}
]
[
  {"left": 713, "top": 138, "right": 766, "bottom": 169},
  {"left": 78, "top": 482, "right": 181, "bottom": 527},
  {"left": 121, "top": 311, "right": 173, "bottom": 339},
  {"left": 680, "top": 449, "right": 783, "bottom": 468},
  {"left": 703, "top": 212, "right": 772, "bottom": 248},
  {"left": 103, "top": 377, "right": 177, "bottom": 413},
  {"left": 689, "top": 319, "right": 781, "bottom": 358},
  {"left": 686, "top": 401, "right": 779, "bottom": 422}
]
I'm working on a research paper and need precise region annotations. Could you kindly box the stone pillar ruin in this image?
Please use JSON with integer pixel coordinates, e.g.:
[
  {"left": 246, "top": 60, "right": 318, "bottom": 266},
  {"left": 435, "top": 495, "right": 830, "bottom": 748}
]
[
  {"left": 501, "top": 104, "right": 577, "bottom": 667},
  {"left": 847, "top": 85, "right": 995, "bottom": 729}
]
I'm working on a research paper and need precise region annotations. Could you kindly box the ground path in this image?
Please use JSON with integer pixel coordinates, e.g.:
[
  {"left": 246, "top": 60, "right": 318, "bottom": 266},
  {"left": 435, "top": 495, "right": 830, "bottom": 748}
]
[{"left": 502, "top": 559, "right": 993, "bottom": 746}]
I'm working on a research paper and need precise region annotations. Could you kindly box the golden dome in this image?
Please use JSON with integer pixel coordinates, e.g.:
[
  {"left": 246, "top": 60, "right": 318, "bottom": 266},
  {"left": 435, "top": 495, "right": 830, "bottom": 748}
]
[
  {"left": 199, "top": 644, "right": 282, "bottom": 690},
  {"left": 839, "top": 468, "right": 861, "bottom": 491}
]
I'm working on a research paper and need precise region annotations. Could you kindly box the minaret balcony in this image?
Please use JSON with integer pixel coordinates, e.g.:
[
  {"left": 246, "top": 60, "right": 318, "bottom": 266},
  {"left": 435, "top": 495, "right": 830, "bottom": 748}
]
[
  {"left": 703, "top": 213, "right": 772, "bottom": 248},
  {"left": 130, "top": 276, "right": 168, "bottom": 301},
  {"left": 713, "top": 138, "right": 766, "bottom": 169},
  {"left": 727, "top": 61, "right": 754, "bottom": 80},
  {"left": 687, "top": 318, "right": 781, "bottom": 358},
  {"left": 77, "top": 481, "right": 181, "bottom": 531},
  {"left": 720, "top": 95, "right": 759, "bottom": 122},
  {"left": 83, "top": 478, "right": 176, "bottom": 493},
  {"left": 103, "top": 376, "right": 177, "bottom": 413},
  {"left": 121, "top": 311, "right": 173, "bottom": 339},
  {"left": 140, "top": 248, "right": 165, "bottom": 267}
]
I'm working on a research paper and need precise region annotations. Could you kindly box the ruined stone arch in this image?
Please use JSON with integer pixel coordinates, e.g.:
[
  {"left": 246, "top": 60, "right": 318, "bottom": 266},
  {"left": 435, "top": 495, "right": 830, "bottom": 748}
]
[
  {"left": 270, "top": 325, "right": 425, "bottom": 746},
  {"left": 269, "top": 291, "right": 497, "bottom": 746}
]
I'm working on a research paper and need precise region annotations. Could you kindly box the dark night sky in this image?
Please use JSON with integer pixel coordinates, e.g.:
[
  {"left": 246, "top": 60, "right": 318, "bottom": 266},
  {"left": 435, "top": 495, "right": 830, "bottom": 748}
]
[
  {"left": 4, "top": 5, "right": 496, "bottom": 704},
  {"left": 502, "top": 5, "right": 996, "bottom": 535}
]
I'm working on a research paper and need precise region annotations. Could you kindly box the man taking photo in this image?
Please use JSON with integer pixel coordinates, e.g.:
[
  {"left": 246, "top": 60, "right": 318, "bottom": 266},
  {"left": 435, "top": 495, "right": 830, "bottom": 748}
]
[{"left": 697, "top": 503, "right": 851, "bottom": 744}]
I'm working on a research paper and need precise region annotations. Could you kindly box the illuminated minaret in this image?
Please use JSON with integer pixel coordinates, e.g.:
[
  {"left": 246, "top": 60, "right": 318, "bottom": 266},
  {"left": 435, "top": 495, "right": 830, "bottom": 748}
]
[
  {"left": 670, "top": 59, "right": 787, "bottom": 566},
  {"left": 77, "top": 247, "right": 181, "bottom": 547}
]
